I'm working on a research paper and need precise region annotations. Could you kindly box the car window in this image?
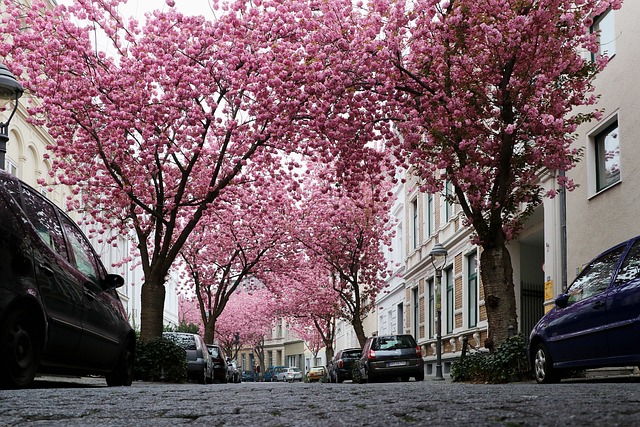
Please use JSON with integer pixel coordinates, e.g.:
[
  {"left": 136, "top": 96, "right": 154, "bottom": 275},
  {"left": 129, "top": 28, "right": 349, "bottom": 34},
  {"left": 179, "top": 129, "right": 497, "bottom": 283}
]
[
  {"left": 60, "top": 216, "right": 101, "bottom": 281},
  {"left": 166, "top": 334, "right": 197, "bottom": 350},
  {"left": 372, "top": 336, "right": 414, "bottom": 350},
  {"left": 615, "top": 240, "right": 640, "bottom": 285},
  {"left": 208, "top": 346, "right": 220, "bottom": 358},
  {"left": 343, "top": 350, "right": 361, "bottom": 358},
  {"left": 568, "top": 246, "right": 625, "bottom": 303},
  {"left": 20, "top": 186, "right": 69, "bottom": 260}
]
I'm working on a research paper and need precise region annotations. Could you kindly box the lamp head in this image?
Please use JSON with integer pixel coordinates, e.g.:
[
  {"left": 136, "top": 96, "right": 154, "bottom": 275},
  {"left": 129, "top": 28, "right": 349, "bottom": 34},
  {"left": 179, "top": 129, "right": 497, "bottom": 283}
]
[
  {"left": 0, "top": 64, "right": 23, "bottom": 112},
  {"left": 429, "top": 242, "right": 448, "bottom": 269}
]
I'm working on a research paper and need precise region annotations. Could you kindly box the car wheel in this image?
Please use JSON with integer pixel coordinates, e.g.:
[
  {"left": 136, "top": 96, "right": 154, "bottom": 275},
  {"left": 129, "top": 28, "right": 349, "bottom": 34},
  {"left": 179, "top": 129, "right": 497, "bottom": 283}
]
[
  {"left": 533, "top": 343, "right": 560, "bottom": 384},
  {"left": 337, "top": 374, "right": 344, "bottom": 383},
  {"left": 106, "top": 337, "right": 134, "bottom": 387},
  {"left": 0, "top": 309, "right": 42, "bottom": 388},
  {"left": 415, "top": 370, "right": 424, "bottom": 381}
]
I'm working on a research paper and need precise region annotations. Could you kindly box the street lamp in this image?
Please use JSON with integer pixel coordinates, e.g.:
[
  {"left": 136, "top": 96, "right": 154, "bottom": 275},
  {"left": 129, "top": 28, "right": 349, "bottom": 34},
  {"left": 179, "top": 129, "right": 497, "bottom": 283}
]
[
  {"left": 430, "top": 242, "right": 448, "bottom": 381},
  {"left": 0, "top": 64, "right": 23, "bottom": 171}
]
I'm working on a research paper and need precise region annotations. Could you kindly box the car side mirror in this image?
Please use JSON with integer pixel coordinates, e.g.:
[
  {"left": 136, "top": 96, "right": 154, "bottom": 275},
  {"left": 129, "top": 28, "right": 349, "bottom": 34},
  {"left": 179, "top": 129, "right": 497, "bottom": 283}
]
[
  {"left": 104, "top": 274, "right": 125, "bottom": 291},
  {"left": 555, "top": 293, "right": 569, "bottom": 308}
]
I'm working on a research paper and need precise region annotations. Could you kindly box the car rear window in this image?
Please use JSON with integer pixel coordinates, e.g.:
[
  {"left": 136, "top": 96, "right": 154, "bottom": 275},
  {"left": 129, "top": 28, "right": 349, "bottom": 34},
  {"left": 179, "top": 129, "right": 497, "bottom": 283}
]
[
  {"left": 208, "top": 347, "right": 220, "bottom": 358},
  {"left": 373, "top": 336, "right": 415, "bottom": 350},
  {"left": 165, "top": 333, "right": 197, "bottom": 350},
  {"left": 343, "top": 350, "right": 361, "bottom": 358}
]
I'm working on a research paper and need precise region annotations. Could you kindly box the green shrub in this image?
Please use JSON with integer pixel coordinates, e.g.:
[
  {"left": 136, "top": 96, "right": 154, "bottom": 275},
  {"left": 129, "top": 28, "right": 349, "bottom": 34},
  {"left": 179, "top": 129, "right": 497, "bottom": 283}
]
[
  {"left": 134, "top": 337, "right": 188, "bottom": 383},
  {"left": 451, "top": 334, "right": 532, "bottom": 383}
]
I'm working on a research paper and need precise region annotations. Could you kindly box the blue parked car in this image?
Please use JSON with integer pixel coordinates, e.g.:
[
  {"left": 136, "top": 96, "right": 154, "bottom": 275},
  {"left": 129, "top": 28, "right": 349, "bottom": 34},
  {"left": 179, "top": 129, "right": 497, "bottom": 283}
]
[{"left": 529, "top": 236, "right": 640, "bottom": 383}]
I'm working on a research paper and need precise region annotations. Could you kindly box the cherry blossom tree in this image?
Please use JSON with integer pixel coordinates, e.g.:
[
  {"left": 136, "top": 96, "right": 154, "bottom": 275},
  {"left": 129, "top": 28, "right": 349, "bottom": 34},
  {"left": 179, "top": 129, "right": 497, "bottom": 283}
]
[
  {"left": 0, "top": 0, "right": 392, "bottom": 342},
  {"left": 381, "top": 0, "right": 623, "bottom": 347},
  {"left": 177, "top": 172, "right": 302, "bottom": 345},
  {"left": 298, "top": 161, "right": 395, "bottom": 347}
]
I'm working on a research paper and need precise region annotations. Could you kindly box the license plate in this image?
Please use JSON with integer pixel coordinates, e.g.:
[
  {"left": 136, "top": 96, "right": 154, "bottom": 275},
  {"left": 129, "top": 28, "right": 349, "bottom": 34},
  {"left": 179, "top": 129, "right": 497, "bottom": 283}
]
[{"left": 387, "top": 361, "right": 406, "bottom": 367}]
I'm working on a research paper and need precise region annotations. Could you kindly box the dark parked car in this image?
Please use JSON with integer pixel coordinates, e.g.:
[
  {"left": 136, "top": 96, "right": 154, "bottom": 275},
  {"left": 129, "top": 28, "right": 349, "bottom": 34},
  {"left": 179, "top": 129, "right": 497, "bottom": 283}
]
[
  {"left": 163, "top": 332, "right": 212, "bottom": 384},
  {"left": 241, "top": 370, "right": 256, "bottom": 382},
  {"left": 0, "top": 171, "right": 135, "bottom": 388},
  {"left": 529, "top": 236, "right": 640, "bottom": 384},
  {"left": 207, "top": 344, "right": 230, "bottom": 383},
  {"left": 328, "top": 348, "right": 361, "bottom": 383},
  {"left": 263, "top": 365, "right": 286, "bottom": 382},
  {"left": 355, "top": 334, "right": 424, "bottom": 382}
]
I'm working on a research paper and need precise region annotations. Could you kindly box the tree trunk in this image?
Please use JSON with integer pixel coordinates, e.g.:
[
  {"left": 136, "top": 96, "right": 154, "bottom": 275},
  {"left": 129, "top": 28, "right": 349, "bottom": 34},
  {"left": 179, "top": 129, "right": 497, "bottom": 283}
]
[
  {"left": 203, "top": 319, "right": 215, "bottom": 344},
  {"left": 139, "top": 277, "right": 167, "bottom": 343},
  {"left": 479, "top": 244, "right": 518, "bottom": 351},
  {"left": 352, "top": 316, "right": 367, "bottom": 348}
]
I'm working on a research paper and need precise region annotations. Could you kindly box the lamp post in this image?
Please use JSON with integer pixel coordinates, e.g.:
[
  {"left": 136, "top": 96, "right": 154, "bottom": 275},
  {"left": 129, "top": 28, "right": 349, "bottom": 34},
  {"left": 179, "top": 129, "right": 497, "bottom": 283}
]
[
  {"left": 0, "top": 64, "right": 23, "bottom": 171},
  {"left": 430, "top": 242, "right": 448, "bottom": 381},
  {"left": 233, "top": 332, "right": 240, "bottom": 360}
]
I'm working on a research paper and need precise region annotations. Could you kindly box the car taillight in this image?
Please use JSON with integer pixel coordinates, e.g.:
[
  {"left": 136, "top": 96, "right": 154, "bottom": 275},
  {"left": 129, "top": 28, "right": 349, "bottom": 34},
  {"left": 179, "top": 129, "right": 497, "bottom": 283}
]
[
  {"left": 368, "top": 349, "right": 376, "bottom": 360},
  {"left": 415, "top": 345, "right": 421, "bottom": 356},
  {"left": 337, "top": 360, "right": 344, "bottom": 368}
]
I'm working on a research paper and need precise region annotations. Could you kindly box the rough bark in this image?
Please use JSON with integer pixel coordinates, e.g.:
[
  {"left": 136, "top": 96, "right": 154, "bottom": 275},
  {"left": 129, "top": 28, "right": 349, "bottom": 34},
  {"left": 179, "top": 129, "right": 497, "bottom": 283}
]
[{"left": 479, "top": 244, "right": 518, "bottom": 351}]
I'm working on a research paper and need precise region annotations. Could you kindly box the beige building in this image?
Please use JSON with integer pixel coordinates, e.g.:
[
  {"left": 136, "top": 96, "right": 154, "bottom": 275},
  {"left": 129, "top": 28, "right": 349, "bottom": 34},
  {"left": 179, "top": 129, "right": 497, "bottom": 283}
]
[{"left": 565, "top": 4, "right": 639, "bottom": 282}]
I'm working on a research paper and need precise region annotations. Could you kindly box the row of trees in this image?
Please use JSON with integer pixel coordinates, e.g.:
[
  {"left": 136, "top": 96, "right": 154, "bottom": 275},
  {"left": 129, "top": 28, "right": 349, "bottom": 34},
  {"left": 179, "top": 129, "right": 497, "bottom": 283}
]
[{"left": 0, "top": 0, "right": 622, "bottom": 351}]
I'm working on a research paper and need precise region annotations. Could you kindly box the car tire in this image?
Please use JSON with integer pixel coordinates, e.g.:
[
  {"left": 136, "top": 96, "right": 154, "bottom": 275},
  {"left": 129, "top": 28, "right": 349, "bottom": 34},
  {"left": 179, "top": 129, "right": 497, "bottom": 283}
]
[
  {"left": 415, "top": 370, "right": 424, "bottom": 381},
  {"left": 106, "top": 337, "right": 134, "bottom": 387},
  {"left": 533, "top": 343, "right": 560, "bottom": 384},
  {"left": 0, "top": 309, "right": 42, "bottom": 388}
]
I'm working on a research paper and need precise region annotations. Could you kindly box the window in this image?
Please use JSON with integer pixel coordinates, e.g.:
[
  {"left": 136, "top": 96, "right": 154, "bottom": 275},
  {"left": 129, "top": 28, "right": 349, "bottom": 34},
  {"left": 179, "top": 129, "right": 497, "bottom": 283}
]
[
  {"left": 467, "top": 252, "right": 478, "bottom": 328},
  {"left": 411, "top": 198, "right": 419, "bottom": 249},
  {"left": 591, "top": 8, "right": 616, "bottom": 59},
  {"left": 428, "top": 278, "right": 435, "bottom": 338},
  {"left": 412, "top": 287, "right": 419, "bottom": 338},
  {"left": 595, "top": 121, "right": 620, "bottom": 192},
  {"left": 568, "top": 245, "right": 624, "bottom": 303},
  {"left": 445, "top": 266, "right": 454, "bottom": 334},
  {"left": 61, "top": 216, "right": 101, "bottom": 281},
  {"left": 615, "top": 240, "right": 640, "bottom": 285},
  {"left": 6, "top": 160, "right": 17, "bottom": 177},
  {"left": 20, "top": 186, "right": 69, "bottom": 260}
]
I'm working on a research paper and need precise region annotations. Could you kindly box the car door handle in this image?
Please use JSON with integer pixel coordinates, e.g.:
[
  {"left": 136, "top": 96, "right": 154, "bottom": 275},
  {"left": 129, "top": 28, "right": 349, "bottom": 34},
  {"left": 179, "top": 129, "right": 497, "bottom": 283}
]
[{"left": 592, "top": 300, "right": 605, "bottom": 309}]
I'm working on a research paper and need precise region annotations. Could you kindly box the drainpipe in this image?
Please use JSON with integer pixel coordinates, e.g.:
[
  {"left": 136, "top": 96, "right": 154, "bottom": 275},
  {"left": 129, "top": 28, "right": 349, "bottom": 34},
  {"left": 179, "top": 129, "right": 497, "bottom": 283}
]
[{"left": 559, "top": 170, "right": 568, "bottom": 291}]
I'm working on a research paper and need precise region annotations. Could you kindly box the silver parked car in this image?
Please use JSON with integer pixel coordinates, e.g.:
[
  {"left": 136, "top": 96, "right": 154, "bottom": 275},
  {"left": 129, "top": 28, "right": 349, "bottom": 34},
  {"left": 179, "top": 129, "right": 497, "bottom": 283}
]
[
  {"left": 163, "top": 332, "right": 213, "bottom": 384},
  {"left": 277, "top": 367, "right": 303, "bottom": 382}
]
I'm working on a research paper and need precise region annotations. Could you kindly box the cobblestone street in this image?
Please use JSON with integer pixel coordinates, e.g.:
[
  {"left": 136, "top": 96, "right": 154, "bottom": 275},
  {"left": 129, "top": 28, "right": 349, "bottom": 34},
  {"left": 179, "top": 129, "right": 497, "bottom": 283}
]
[{"left": 1, "top": 376, "right": 640, "bottom": 426}]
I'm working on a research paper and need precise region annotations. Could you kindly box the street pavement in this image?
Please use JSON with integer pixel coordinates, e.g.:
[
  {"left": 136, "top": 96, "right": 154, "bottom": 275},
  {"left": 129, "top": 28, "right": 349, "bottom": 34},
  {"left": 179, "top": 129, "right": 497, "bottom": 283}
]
[{"left": 1, "top": 375, "right": 640, "bottom": 426}]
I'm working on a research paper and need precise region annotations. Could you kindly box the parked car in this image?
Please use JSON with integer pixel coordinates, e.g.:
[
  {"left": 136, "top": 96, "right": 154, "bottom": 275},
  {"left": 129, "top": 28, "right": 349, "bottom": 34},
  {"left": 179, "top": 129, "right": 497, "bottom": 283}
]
[
  {"left": 207, "top": 344, "right": 230, "bottom": 383},
  {"left": 355, "top": 334, "right": 424, "bottom": 383},
  {"left": 0, "top": 171, "right": 135, "bottom": 389},
  {"left": 263, "top": 365, "right": 286, "bottom": 382},
  {"left": 529, "top": 236, "right": 640, "bottom": 384},
  {"left": 241, "top": 370, "right": 256, "bottom": 382},
  {"left": 227, "top": 359, "right": 241, "bottom": 383},
  {"left": 163, "top": 332, "right": 212, "bottom": 384},
  {"left": 307, "top": 366, "right": 327, "bottom": 382},
  {"left": 328, "top": 348, "right": 361, "bottom": 383},
  {"left": 277, "top": 367, "right": 303, "bottom": 382}
]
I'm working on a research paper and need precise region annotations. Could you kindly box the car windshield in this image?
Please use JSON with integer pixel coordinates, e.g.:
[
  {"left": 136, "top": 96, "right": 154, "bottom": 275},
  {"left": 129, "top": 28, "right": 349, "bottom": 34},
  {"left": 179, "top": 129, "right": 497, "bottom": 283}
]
[{"left": 372, "top": 336, "right": 415, "bottom": 350}]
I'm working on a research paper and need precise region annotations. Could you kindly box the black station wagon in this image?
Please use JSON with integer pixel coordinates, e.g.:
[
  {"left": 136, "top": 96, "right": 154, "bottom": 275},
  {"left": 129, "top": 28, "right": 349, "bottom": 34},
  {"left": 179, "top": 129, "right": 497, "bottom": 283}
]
[{"left": 0, "top": 170, "right": 135, "bottom": 388}]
